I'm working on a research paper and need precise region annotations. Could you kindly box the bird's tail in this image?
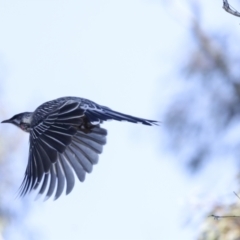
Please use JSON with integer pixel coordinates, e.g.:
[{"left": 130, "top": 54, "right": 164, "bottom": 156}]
[{"left": 85, "top": 107, "right": 160, "bottom": 126}]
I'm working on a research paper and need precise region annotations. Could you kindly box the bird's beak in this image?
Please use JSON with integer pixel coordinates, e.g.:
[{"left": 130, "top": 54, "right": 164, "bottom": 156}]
[{"left": 1, "top": 119, "right": 12, "bottom": 123}]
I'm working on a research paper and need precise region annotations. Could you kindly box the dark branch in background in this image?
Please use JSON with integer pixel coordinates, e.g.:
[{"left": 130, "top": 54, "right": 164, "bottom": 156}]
[{"left": 223, "top": 0, "right": 240, "bottom": 17}]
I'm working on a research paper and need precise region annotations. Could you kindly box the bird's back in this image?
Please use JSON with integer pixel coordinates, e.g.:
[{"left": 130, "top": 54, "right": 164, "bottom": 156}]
[{"left": 31, "top": 97, "right": 88, "bottom": 127}]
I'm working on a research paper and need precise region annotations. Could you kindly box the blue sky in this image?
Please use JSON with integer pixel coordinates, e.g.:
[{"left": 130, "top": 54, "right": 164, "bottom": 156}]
[{"left": 0, "top": 0, "right": 236, "bottom": 239}]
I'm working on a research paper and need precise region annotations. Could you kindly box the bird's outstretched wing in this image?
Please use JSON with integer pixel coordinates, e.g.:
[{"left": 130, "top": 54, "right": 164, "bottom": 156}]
[{"left": 19, "top": 100, "right": 107, "bottom": 200}]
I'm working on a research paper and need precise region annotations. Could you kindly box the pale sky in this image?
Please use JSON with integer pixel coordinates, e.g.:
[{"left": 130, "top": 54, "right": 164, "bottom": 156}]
[{"left": 0, "top": 0, "right": 235, "bottom": 240}]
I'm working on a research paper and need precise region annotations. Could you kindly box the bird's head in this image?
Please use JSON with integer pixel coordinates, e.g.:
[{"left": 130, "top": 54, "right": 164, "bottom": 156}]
[{"left": 1, "top": 112, "right": 33, "bottom": 132}]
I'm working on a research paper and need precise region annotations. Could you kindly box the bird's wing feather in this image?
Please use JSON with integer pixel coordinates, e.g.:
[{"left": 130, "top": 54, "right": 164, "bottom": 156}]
[{"left": 19, "top": 100, "right": 107, "bottom": 199}]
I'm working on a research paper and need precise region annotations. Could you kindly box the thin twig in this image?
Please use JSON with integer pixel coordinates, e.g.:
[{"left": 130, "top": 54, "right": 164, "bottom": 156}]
[
  {"left": 209, "top": 192, "right": 240, "bottom": 220},
  {"left": 223, "top": 0, "right": 240, "bottom": 17},
  {"left": 209, "top": 214, "right": 240, "bottom": 220}
]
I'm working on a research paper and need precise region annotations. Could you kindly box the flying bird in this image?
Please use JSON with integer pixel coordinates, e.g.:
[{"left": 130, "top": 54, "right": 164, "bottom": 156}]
[{"left": 2, "top": 97, "right": 159, "bottom": 200}]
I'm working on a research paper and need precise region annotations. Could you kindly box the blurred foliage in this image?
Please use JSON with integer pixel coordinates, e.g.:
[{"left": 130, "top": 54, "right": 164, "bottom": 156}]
[
  {"left": 162, "top": 0, "right": 240, "bottom": 239},
  {"left": 163, "top": 1, "right": 240, "bottom": 172},
  {"left": 199, "top": 202, "right": 240, "bottom": 240},
  {"left": 198, "top": 181, "right": 240, "bottom": 240},
  {"left": 192, "top": 175, "right": 240, "bottom": 239}
]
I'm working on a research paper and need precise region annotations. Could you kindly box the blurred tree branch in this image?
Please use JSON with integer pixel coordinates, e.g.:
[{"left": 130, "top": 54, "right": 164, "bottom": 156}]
[{"left": 223, "top": 0, "right": 240, "bottom": 17}]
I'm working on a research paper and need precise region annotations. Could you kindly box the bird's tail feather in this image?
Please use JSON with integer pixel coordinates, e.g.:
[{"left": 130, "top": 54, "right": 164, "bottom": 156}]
[{"left": 85, "top": 108, "right": 159, "bottom": 126}]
